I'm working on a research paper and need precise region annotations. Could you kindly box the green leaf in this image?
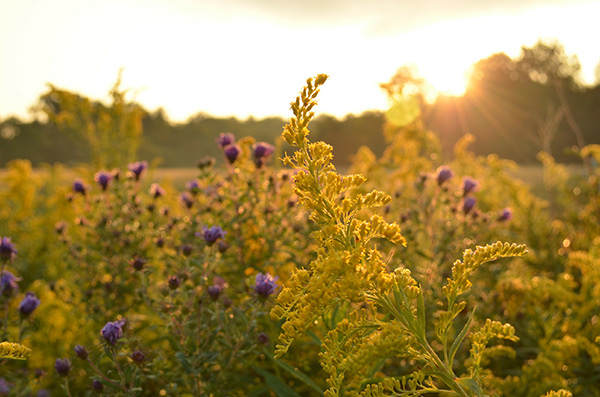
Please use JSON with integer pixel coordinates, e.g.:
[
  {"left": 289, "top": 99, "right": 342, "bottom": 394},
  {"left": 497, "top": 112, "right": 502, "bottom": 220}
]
[
  {"left": 456, "top": 377, "right": 483, "bottom": 397},
  {"left": 252, "top": 365, "right": 302, "bottom": 397},
  {"left": 449, "top": 310, "right": 474, "bottom": 368},
  {"left": 266, "top": 350, "right": 324, "bottom": 395},
  {"left": 416, "top": 288, "right": 426, "bottom": 334}
]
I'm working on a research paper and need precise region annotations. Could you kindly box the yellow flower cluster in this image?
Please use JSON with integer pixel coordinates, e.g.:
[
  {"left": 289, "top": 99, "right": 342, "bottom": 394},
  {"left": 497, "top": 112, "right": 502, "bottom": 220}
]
[
  {"left": 0, "top": 341, "right": 31, "bottom": 360},
  {"left": 271, "top": 75, "right": 407, "bottom": 358}
]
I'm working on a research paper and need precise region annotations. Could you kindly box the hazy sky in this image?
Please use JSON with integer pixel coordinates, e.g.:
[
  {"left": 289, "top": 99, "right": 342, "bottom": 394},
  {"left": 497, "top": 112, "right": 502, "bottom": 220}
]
[{"left": 1, "top": 0, "right": 599, "bottom": 122}]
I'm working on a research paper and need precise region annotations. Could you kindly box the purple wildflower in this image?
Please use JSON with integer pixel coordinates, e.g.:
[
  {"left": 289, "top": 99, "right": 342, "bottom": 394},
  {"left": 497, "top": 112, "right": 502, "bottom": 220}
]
[
  {"left": 498, "top": 207, "right": 513, "bottom": 222},
  {"left": 92, "top": 379, "right": 104, "bottom": 391},
  {"left": 252, "top": 272, "right": 279, "bottom": 298},
  {"left": 252, "top": 142, "right": 275, "bottom": 168},
  {"left": 201, "top": 226, "right": 226, "bottom": 246},
  {"left": 216, "top": 132, "right": 235, "bottom": 148},
  {"left": 128, "top": 161, "right": 148, "bottom": 181},
  {"left": 207, "top": 285, "right": 223, "bottom": 301},
  {"left": 0, "top": 271, "right": 20, "bottom": 297},
  {"left": 19, "top": 292, "right": 40, "bottom": 316},
  {"left": 186, "top": 180, "right": 200, "bottom": 195},
  {"left": 180, "top": 192, "right": 194, "bottom": 209},
  {"left": 94, "top": 171, "right": 112, "bottom": 191},
  {"left": 131, "top": 349, "right": 145, "bottom": 364},
  {"left": 0, "top": 237, "right": 17, "bottom": 262},
  {"left": 435, "top": 166, "right": 454, "bottom": 186},
  {"left": 150, "top": 183, "right": 165, "bottom": 199},
  {"left": 462, "top": 196, "right": 477, "bottom": 214},
  {"left": 101, "top": 320, "right": 125, "bottom": 344},
  {"left": 74, "top": 345, "right": 88, "bottom": 360},
  {"left": 168, "top": 276, "right": 180, "bottom": 290},
  {"left": 224, "top": 144, "right": 241, "bottom": 164},
  {"left": 257, "top": 332, "right": 269, "bottom": 344},
  {"left": 54, "top": 358, "right": 71, "bottom": 377},
  {"left": 73, "top": 179, "right": 87, "bottom": 195},
  {"left": 462, "top": 177, "right": 479, "bottom": 196}
]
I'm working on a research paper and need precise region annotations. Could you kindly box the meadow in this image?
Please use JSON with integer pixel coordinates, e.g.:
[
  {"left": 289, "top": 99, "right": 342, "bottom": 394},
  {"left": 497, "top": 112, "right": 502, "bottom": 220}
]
[{"left": 0, "top": 75, "right": 598, "bottom": 396}]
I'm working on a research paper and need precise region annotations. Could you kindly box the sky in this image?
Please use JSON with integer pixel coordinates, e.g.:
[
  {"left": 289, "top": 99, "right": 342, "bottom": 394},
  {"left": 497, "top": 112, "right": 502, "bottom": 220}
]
[{"left": 1, "top": 0, "right": 599, "bottom": 122}]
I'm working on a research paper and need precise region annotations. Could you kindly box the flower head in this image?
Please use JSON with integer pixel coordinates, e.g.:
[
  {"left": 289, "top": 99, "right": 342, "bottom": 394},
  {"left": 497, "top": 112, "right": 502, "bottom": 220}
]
[
  {"left": 0, "top": 271, "right": 20, "bottom": 297},
  {"left": 73, "top": 179, "right": 87, "bottom": 195},
  {"left": 224, "top": 144, "right": 241, "bottom": 164},
  {"left": 94, "top": 171, "right": 112, "bottom": 191},
  {"left": 436, "top": 166, "right": 454, "bottom": 186},
  {"left": 180, "top": 192, "right": 194, "bottom": 209},
  {"left": 0, "top": 237, "right": 17, "bottom": 262},
  {"left": 216, "top": 132, "right": 235, "bottom": 148},
  {"left": 101, "top": 320, "right": 125, "bottom": 345},
  {"left": 498, "top": 207, "right": 513, "bottom": 222},
  {"left": 252, "top": 272, "right": 280, "bottom": 298},
  {"left": 128, "top": 161, "right": 148, "bottom": 181},
  {"left": 19, "top": 292, "right": 40, "bottom": 317},
  {"left": 150, "top": 183, "right": 165, "bottom": 199},
  {"left": 462, "top": 196, "right": 477, "bottom": 214},
  {"left": 74, "top": 345, "right": 88, "bottom": 360},
  {"left": 92, "top": 379, "right": 104, "bottom": 391},
  {"left": 462, "top": 177, "right": 479, "bottom": 196},
  {"left": 200, "top": 226, "right": 226, "bottom": 246},
  {"left": 168, "top": 276, "right": 180, "bottom": 290},
  {"left": 54, "top": 358, "right": 71, "bottom": 377},
  {"left": 252, "top": 142, "right": 275, "bottom": 168},
  {"left": 186, "top": 179, "right": 200, "bottom": 195},
  {"left": 131, "top": 349, "right": 145, "bottom": 364},
  {"left": 207, "top": 285, "right": 223, "bottom": 301}
]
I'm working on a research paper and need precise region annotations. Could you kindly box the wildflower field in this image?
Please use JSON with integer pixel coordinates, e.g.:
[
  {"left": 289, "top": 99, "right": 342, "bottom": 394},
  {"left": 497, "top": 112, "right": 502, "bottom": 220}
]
[{"left": 0, "top": 75, "right": 599, "bottom": 396}]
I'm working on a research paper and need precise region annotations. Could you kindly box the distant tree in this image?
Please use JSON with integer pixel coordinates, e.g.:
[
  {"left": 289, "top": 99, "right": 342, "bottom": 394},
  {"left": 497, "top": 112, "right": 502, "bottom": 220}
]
[{"left": 35, "top": 73, "right": 145, "bottom": 169}]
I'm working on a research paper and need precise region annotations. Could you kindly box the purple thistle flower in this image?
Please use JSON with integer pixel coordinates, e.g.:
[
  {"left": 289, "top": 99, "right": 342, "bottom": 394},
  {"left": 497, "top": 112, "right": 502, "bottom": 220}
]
[
  {"left": 498, "top": 207, "right": 513, "bottom": 222},
  {"left": 180, "top": 192, "right": 194, "bottom": 209},
  {"left": 436, "top": 166, "right": 454, "bottom": 186},
  {"left": 150, "top": 183, "right": 165, "bottom": 199},
  {"left": 216, "top": 132, "right": 235, "bottom": 148},
  {"left": 101, "top": 320, "right": 125, "bottom": 345},
  {"left": 131, "top": 349, "right": 145, "bottom": 363},
  {"left": 19, "top": 292, "right": 40, "bottom": 316},
  {"left": 92, "top": 379, "right": 104, "bottom": 391},
  {"left": 168, "top": 276, "right": 181, "bottom": 290},
  {"left": 252, "top": 142, "right": 275, "bottom": 168},
  {"left": 207, "top": 284, "right": 223, "bottom": 301},
  {"left": 74, "top": 344, "right": 89, "bottom": 360},
  {"left": 128, "top": 161, "right": 148, "bottom": 181},
  {"left": 186, "top": 180, "right": 200, "bottom": 195},
  {"left": 94, "top": 171, "right": 112, "bottom": 191},
  {"left": 54, "top": 358, "right": 71, "bottom": 377},
  {"left": 0, "top": 271, "right": 20, "bottom": 297},
  {"left": 201, "top": 226, "right": 226, "bottom": 246},
  {"left": 462, "top": 196, "right": 477, "bottom": 214},
  {"left": 73, "top": 179, "right": 87, "bottom": 195},
  {"left": 224, "top": 144, "right": 241, "bottom": 164},
  {"left": 462, "top": 177, "right": 479, "bottom": 196},
  {"left": 0, "top": 237, "right": 17, "bottom": 262},
  {"left": 252, "top": 272, "right": 279, "bottom": 298},
  {"left": 257, "top": 332, "right": 269, "bottom": 344}
]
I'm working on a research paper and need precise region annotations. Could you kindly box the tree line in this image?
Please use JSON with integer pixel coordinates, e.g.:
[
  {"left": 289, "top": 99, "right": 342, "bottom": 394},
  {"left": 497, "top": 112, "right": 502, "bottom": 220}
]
[{"left": 1, "top": 40, "right": 598, "bottom": 168}]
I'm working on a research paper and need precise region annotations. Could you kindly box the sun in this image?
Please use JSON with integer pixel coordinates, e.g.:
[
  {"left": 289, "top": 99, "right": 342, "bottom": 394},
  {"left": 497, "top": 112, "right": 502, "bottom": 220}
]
[{"left": 419, "top": 62, "right": 472, "bottom": 101}]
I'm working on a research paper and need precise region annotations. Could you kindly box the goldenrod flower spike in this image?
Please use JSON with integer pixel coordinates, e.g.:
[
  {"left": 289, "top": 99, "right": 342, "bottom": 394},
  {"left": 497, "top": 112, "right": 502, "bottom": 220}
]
[{"left": 0, "top": 341, "right": 32, "bottom": 360}]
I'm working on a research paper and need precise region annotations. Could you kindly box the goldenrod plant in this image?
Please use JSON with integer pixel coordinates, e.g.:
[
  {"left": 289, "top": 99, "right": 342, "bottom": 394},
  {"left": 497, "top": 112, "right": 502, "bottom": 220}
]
[
  {"left": 272, "top": 75, "right": 529, "bottom": 396},
  {"left": 0, "top": 341, "right": 31, "bottom": 360}
]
